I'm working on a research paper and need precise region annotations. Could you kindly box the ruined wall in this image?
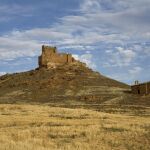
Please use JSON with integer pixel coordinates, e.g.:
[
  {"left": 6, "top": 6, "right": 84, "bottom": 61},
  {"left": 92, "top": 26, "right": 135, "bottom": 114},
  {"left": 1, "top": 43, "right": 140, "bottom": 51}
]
[
  {"left": 39, "top": 46, "right": 57, "bottom": 67},
  {"left": 42, "top": 45, "right": 57, "bottom": 54},
  {"left": 131, "top": 85, "right": 139, "bottom": 94},
  {"left": 131, "top": 82, "right": 150, "bottom": 95},
  {"left": 50, "top": 53, "right": 68, "bottom": 64},
  {"left": 38, "top": 45, "right": 77, "bottom": 68},
  {"left": 148, "top": 82, "right": 150, "bottom": 94}
]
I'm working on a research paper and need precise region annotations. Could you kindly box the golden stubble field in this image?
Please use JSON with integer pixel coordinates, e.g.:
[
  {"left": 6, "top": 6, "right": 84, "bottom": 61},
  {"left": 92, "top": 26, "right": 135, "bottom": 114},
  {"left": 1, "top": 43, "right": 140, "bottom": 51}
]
[{"left": 0, "top": 104, "right": 149, "bottom": 150}]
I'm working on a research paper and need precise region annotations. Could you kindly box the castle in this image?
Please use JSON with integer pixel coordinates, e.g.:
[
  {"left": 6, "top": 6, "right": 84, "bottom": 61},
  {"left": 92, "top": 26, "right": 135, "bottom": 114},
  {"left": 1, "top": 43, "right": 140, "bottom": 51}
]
[{"left": 38, "top": 45, "right": 82, "bottom": 69}]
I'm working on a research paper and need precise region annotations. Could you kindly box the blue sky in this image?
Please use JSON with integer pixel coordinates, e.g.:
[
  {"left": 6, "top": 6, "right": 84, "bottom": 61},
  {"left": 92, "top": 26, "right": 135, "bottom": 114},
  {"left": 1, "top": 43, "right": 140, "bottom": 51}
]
[{"left": 0, "top": 0, "right": 150, "bottom": 84}]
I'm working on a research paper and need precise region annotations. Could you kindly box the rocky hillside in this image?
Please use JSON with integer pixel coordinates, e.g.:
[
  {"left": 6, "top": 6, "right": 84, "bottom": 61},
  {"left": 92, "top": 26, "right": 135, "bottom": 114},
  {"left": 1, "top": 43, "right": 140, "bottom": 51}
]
[
  {"left": 0, "top": 45, "right": 149, "bottom": 106},
  {"left": 0, "top": 62, "right": 131, "bottom": 104}
]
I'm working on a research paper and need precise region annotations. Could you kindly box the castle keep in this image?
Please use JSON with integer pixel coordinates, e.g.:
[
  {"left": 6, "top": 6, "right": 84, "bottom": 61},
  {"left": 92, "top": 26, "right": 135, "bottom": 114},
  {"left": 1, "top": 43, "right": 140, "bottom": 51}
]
[{"left": 38, "top": 45, "right": 77, "bottom": 69}]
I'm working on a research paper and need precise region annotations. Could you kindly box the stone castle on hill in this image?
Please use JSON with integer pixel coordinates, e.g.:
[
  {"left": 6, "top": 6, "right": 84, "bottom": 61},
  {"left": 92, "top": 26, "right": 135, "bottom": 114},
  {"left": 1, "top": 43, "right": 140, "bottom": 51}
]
[
  {"left": 38, "top": 45, "right": 150, "bottom": 95},
  {"left": 38, "top": 45, "right": 85, "bottom": 69}
]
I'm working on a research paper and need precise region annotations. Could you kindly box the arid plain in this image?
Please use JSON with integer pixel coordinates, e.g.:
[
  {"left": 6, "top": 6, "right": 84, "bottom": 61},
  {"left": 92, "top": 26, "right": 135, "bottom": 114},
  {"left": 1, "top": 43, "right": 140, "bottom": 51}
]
[{"left": 0, "top": 104, "right": 150, "bottom": 150}]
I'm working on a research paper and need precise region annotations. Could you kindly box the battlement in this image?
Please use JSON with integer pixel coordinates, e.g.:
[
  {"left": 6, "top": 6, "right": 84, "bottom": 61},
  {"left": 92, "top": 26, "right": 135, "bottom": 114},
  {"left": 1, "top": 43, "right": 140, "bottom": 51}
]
[
  {"left": 38, "top": 45, "right": 78, "bottom": 69},
  {"left": 42, "top": 45, "right": 57, "bottom": 54}
]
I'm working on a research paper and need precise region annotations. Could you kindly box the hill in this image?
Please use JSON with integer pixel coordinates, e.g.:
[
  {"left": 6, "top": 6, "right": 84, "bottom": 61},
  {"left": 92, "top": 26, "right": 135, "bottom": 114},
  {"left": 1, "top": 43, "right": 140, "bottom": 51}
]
[
  {"left": 0, "top": 45, "right": 149, "bottom": 106},
  {"left": 0, "top": 46, "right": 150, "bottom": 150}
]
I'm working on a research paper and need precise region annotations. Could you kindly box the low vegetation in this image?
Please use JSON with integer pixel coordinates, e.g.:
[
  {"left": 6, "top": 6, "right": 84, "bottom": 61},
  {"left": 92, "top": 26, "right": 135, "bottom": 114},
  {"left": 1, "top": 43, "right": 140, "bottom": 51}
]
[{"left": 0, "top": 104, "right": 149, "bottom": 150}]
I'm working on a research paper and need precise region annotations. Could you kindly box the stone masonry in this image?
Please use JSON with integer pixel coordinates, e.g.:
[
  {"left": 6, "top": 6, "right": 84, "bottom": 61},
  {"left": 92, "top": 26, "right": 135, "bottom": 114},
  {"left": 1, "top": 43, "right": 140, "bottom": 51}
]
[
  {"left": 38, "top": 45, "right": 82, "bottom": 69},
  {"left": 131, "top": 81, "right": 150, "bottom": 95}
]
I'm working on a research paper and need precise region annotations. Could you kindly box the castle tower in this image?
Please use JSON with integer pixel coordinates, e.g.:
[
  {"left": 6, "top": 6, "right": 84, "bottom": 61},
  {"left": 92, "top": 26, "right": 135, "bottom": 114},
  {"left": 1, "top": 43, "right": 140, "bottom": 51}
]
[
  {"left": 38, "top": 45, "right": 79, "bottom": 69},
  {"left": 39, "top": 45, "right": 57, "bottom": 68}
]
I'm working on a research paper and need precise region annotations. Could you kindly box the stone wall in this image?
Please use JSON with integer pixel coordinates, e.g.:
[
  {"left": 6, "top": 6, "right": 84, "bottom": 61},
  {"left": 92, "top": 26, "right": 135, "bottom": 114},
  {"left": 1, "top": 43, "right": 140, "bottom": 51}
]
[
  {"left": 131, "top": 82, "right": 150, "bottom": 95},
  {"left": 38, "top": 45, "right": 77, "bottom": 68}
]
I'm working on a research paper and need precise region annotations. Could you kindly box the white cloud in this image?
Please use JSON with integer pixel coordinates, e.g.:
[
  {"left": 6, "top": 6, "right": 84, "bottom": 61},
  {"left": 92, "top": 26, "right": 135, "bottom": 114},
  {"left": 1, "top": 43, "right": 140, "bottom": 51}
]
[
  {"left": 80, "top": 0, "right": 150, "bottom": 35},
  {"left": 0, "top": 0, "right": 149, "bottom": 61},
  {"left": 0, "top": 72, "right": 6, "bottom": 76},
  {"left": 105, "top": 47, "right": 136, "bottom": 67},
  {"left": 129, "top": 66, "right": 142, "bottom": 76},
  {"left": 81, "top": 0, "right": 101, "bottom": 12},
  {"left": 0, "top": 36, "right": 41, "bottom": 60},
  {"left": 0, "top": 4, "right": 35, "bottom": 22},
  {"left": 73, "top": 53, "right": 96, "bottom": 69},
  {"left": 116, "top": 47, "right": 136, "bottom": 63}
]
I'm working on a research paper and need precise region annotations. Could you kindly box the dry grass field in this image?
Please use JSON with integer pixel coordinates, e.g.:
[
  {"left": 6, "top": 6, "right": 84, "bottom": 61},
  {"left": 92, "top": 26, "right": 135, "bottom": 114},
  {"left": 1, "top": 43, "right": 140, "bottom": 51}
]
[{"left": 0, "top": 104, "right": 150, "bottom": 150}]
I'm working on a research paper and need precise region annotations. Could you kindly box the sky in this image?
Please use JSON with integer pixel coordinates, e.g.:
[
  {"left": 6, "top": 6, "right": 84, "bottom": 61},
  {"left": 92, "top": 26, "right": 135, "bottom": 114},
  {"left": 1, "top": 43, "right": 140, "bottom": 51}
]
[{"left": 0, "top": 0, "right": 150, "bottom": 84}]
